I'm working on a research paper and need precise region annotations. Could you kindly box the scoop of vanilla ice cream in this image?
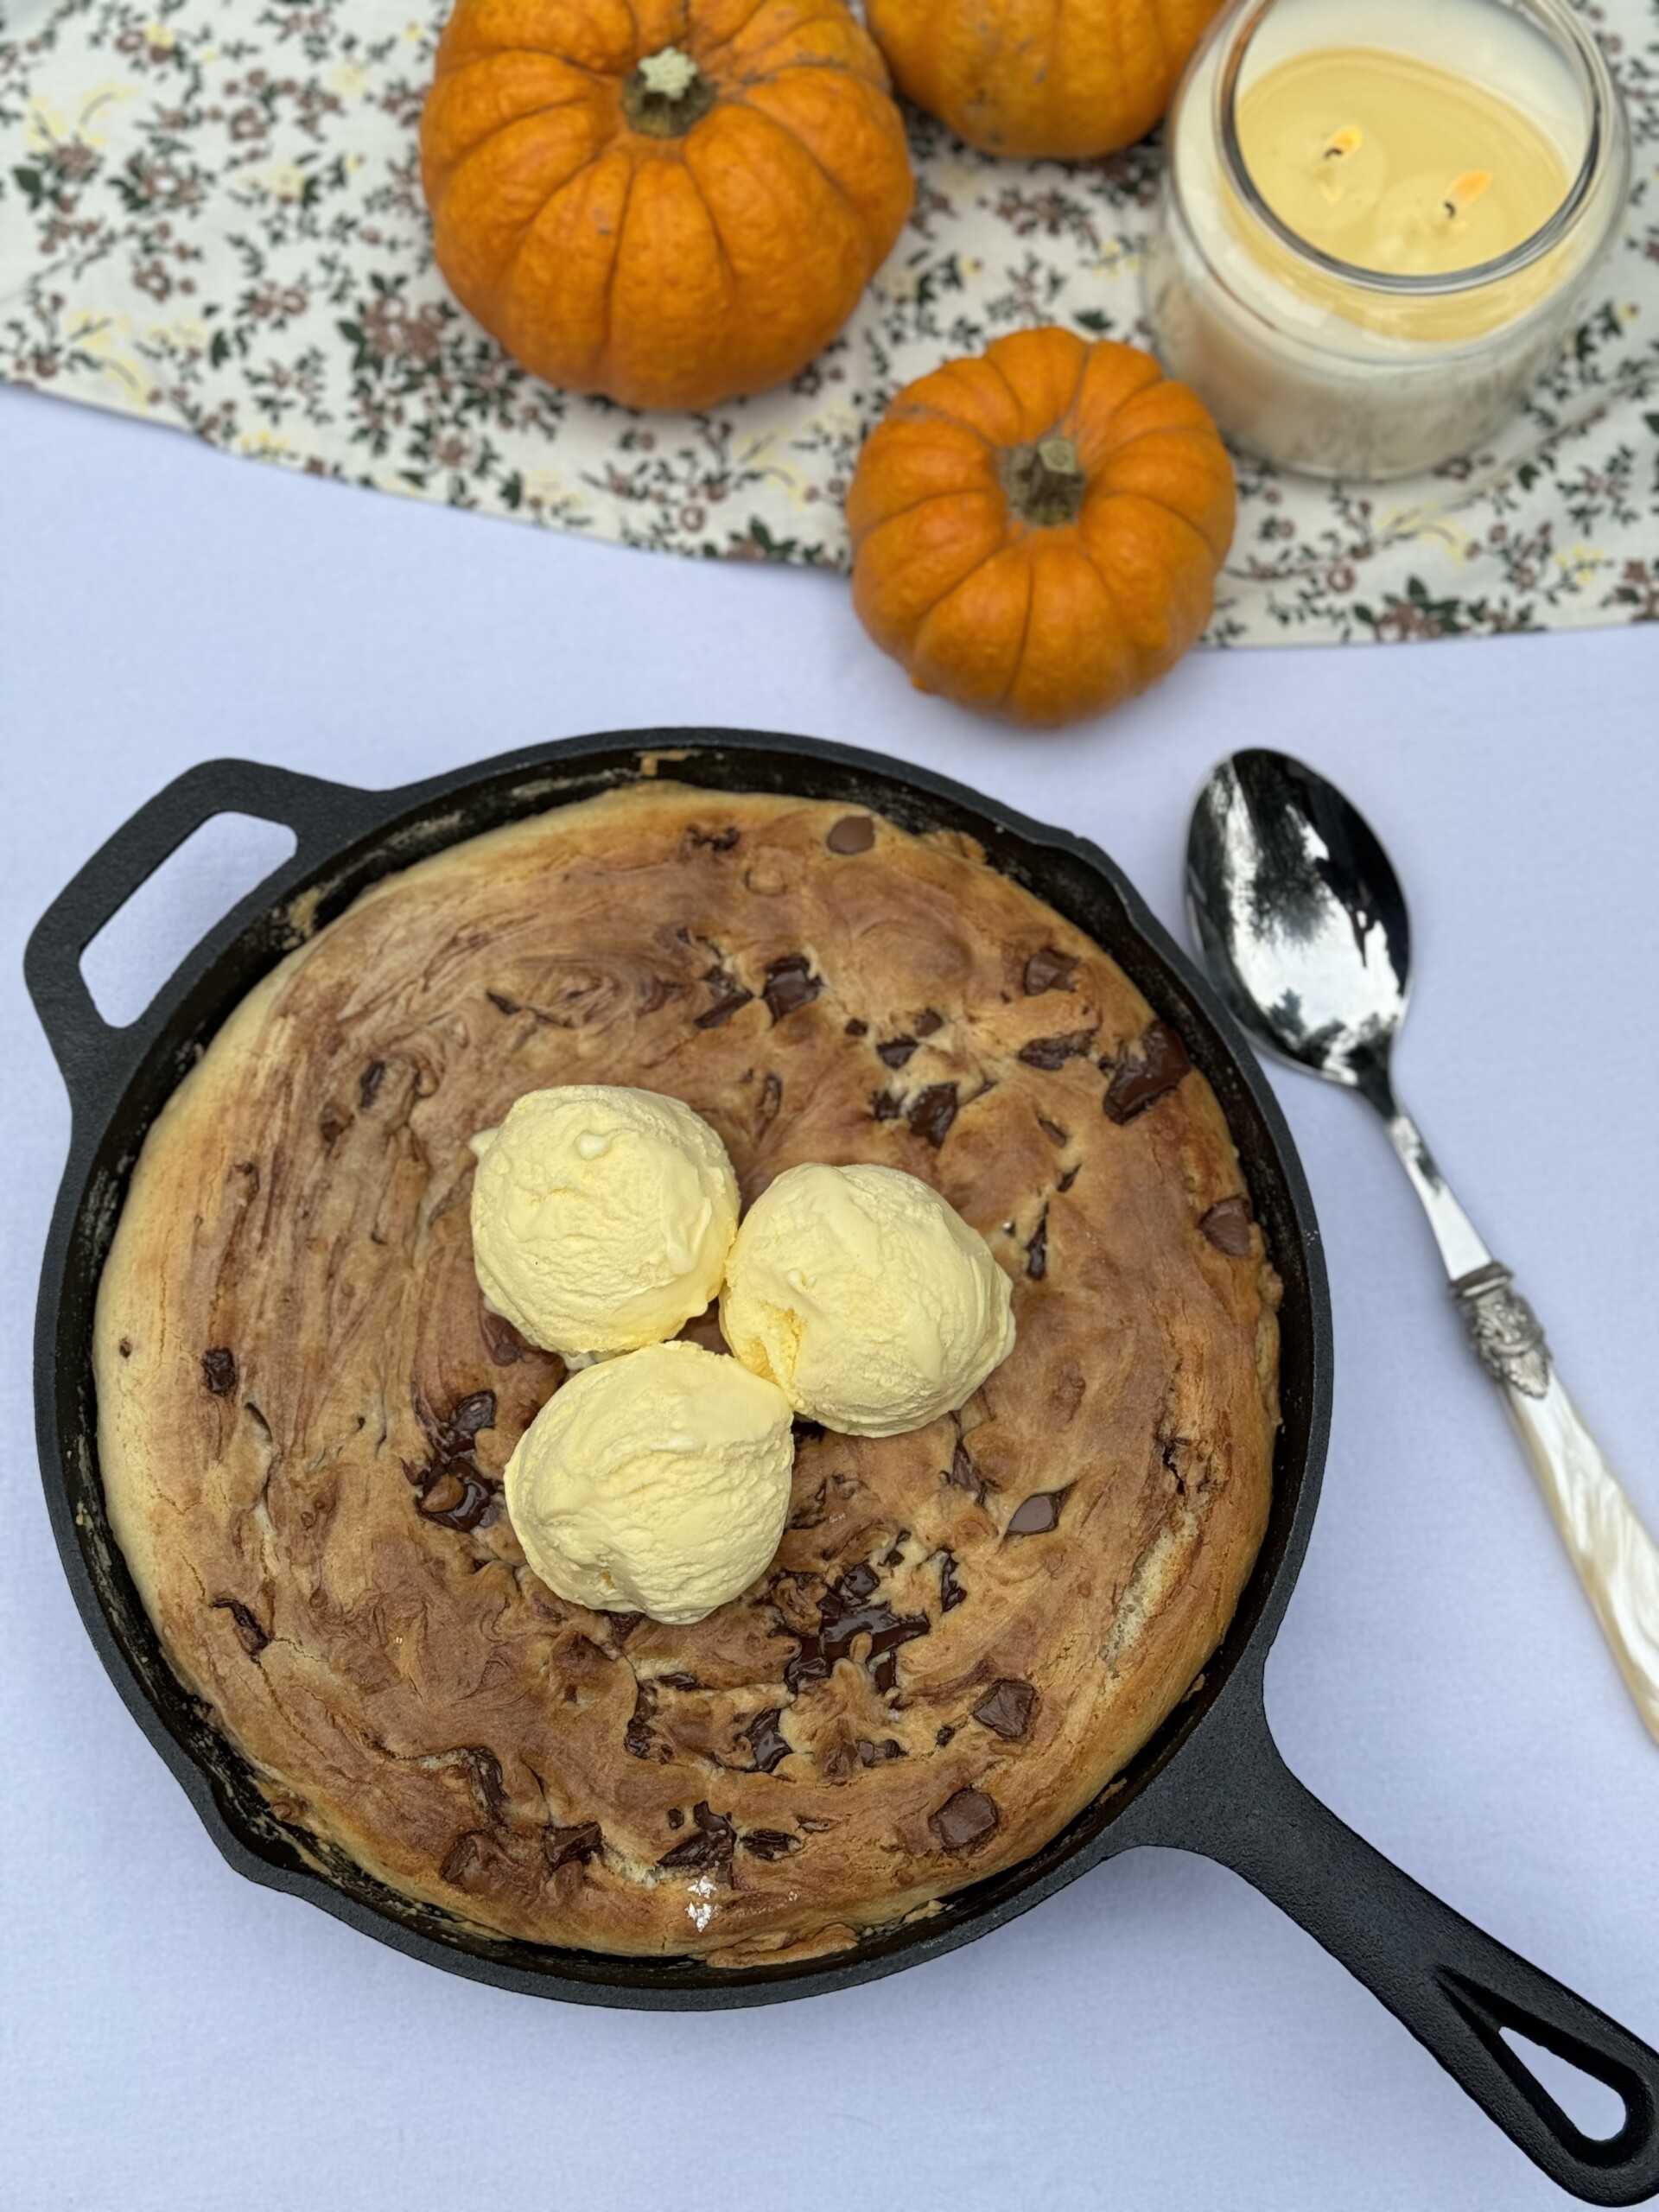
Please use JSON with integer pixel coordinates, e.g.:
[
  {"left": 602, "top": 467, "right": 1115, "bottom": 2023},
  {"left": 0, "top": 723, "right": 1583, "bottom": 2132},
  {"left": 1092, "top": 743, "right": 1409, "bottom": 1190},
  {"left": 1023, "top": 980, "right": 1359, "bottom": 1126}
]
[
  {"left": 504, "top": 1341, "right": 795, "bottom": 1624},
  {"left": 720, "top": 1162, "right": 1015, "bottom": 1437},
  {"left": 469, "top": 1086, "right": 738, "bottom": 1357}
]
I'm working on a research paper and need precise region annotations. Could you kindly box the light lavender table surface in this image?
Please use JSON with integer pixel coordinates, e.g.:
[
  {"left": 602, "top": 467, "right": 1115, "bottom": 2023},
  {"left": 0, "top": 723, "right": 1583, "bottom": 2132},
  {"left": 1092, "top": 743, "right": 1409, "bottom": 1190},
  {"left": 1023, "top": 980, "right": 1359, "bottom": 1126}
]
[{"left": 3, "top": 383, "right": 1657, "bottom": 2212}]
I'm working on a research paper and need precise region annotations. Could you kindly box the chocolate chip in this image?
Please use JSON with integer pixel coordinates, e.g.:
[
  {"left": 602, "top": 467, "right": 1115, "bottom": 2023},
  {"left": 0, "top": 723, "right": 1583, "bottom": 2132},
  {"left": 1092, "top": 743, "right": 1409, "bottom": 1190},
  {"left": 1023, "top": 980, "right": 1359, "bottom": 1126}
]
[
  {"left": 1018, "top": 1028, "right": 1096, "bottom": 1071},
  {"left": 358, "top": 1060, "right": 386, "bottom": 1109},
  {"left": 784, "top": 1574, "right": 931, "bottom": 1695},
  {"left": 762, "top": 954, "right": 822, "bottom": 1021},
  {"left": 908, "top": 1082, "right": 958, "bottom": 1148},
  {"left": 1037, "top": 1117, "right": 1068, "bottom": 1147},
  {"left": 844, "top": 1018, "right": 869, "bottom": 1037},
  {"left": 1199, "top": 1196, "right": 1253, "bottom": 1256},
  {"left": 741, "top": 1827, "right": 799, "bottom": 1860},
  {"left": 625, "top": 1684, "right": 660, "bottom": 1761},
  {"left": 857, "top": 1738, "right": 906, "bottom": 1765},
  {"left": 1007, "top": 1489, "right": 1066, "bottom": 1535},
  {"left": 658, "top": 1800, "right": 736, "bottom": 1876},
  {"left": 931, "top": 1787, "right": 999, "bottom": 1852},
  {"left": 479, "top": 1304, "right": 528, "bottom": 1365},
  {"left": 695, "top": 965, "right": 753, "bottom": 1028},
  {"left": 872, "top": 1089, "right": 904, "bottom": 1121},
  {"left": 913, "top": 1007, "right": 944, "bottom": 1037},
  {"left": 544, "top": 1821, "right": 602, "bottom": 1871},
  {"left": 657, "top": 1671, "right": 700, "bottom": 1691},
  {"left": 1023, "top": 946, "right": 1078, "bottom": 995},
  {"left": 666, "top": 1808, "right": 685, "bottom": 1829},
  {"left": 936, "top": 1725, "right": 956, "bottom": 1746},
  {"left": 939, "top": 1550, "right": 967, "bottom": 1611},
  {"left": 946, "top": 1441, "right": 991, "bottom": 1506},
  {"left": 827, "top": 814, "right": 874, "bottom": 854},
  {"left": 876, "top": 1035, "right": 918, "bottom": 1067},
  {"left": 973, "top": 1678, "right": 1038, "bottom": 1740},
  {"left": 461, "top": 1746, "right": 507, "bottom": 1823},
  {"left": 871, "top": 1651, "right": 899, "bottom": 1694},
  {"left": 1058, "top": 1165, "right": 1079, "bottom": 1193},
  {"left": 1027, "top": 1210, "right": 1048, "bottom": 1281},
  {"left": 201, "top": 1347, "right": 238, "bottom": 1397},
  {"left": 448, "top": 1391, "right": 496, "bottom": 1441},
  {"left": 211, "top": 1597, "right": 269, "bottom": 1658},
  {"left": 687, "top": 824, "right": 740, "bottom": 851},
  {"left": 840, "top": 1560, "right": 880, "bottom": 1603},
  {"left": 118, "top": 1337, "right": 132, "bottom": 1358},
  {"left": 1103, "top": 1020, "right": 1192, "bottom": 1123},
  {"left": 486, "top": 989, "right": 520, "bottom": 1014},
  {"left": 319, "top": 1111, "right": 349, "bottom": 1147},
  {"left": 743, "top": 1708, "right": 792, "bottom": 1774}
]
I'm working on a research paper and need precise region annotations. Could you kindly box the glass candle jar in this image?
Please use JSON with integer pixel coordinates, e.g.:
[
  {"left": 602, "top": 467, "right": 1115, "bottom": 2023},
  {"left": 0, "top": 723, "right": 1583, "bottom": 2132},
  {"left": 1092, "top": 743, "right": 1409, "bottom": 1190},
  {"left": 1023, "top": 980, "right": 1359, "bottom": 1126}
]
[{"left": 1144, "top": 0, "right": 1631, "bottom": 479}]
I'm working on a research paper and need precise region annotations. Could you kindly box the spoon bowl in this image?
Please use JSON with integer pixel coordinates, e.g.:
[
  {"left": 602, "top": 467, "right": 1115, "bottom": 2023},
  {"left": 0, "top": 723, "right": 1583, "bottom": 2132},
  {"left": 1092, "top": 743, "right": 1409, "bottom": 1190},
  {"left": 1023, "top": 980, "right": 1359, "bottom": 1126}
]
[{"left": 1185, "top": 747, "right": 1412, "bottom": 1103}]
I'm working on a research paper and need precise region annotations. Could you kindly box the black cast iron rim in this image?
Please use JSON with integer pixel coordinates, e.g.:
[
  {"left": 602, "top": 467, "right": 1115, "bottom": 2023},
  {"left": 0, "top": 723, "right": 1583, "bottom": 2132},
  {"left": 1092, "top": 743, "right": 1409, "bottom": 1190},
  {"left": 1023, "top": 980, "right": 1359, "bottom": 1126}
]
[{"left": 25, "top": 731, "right": 1659, "bottom": 2203}]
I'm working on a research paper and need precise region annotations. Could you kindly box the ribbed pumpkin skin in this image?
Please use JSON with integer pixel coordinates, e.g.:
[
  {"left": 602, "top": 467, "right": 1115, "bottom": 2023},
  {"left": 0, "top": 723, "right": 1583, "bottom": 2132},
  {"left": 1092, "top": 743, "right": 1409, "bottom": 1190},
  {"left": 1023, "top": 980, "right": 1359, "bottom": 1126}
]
[
  {"left": 847, "top": 329, "right": 1235, "bottom": 728},
  {"left": 866, "top": 0, "right": 1221, "bottom": 159},
  {"left": 421, "top": 0, "right": 913, "bottom": 411}
]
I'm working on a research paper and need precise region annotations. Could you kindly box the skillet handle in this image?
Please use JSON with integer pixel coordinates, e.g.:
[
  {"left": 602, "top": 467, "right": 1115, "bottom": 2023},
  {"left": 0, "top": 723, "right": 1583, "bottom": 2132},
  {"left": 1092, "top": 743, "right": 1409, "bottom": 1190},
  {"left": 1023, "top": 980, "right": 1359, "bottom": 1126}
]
[
  {"left": 1135, "top": 1691, "right": 1659, "bottom": 2204},
  {"left": 24, "top": 758, "right": 376, "bottom": 1111}
]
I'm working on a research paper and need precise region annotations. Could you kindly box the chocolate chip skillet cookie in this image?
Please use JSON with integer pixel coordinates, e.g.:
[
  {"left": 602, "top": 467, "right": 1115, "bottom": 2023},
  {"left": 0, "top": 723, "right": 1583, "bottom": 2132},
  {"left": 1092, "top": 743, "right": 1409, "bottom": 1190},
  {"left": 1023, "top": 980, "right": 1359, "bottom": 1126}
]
[{"left": 95, "top": 783, "right": 1280, "bottom": 1966}]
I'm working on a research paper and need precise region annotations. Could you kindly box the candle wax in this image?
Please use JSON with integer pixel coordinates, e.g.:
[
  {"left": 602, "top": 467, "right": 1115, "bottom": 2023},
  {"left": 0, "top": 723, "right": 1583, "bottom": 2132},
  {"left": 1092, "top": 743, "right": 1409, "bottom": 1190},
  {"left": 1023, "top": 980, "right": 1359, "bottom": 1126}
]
[{"left": 1236, "top": 48, "right": 1571, "bottom": 275}]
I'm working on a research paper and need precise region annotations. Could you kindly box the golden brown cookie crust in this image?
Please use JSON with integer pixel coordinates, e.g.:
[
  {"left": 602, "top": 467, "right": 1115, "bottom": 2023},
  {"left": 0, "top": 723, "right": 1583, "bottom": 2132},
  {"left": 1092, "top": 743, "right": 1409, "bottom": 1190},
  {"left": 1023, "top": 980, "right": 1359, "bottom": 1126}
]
[{"left": 95, "top": 784, "right": 1279, "bottom": 1962}]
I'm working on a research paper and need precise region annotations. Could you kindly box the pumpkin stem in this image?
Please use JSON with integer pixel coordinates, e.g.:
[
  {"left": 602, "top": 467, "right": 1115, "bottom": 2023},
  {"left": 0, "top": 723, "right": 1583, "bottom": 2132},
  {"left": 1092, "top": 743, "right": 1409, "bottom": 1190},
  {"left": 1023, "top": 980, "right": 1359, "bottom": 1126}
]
[
  {"left": 1001, "top": 433, "right": 1086, "bottom": 527},
  {"left": 624, "top": 45, "right": 719, "bottom": 136}
]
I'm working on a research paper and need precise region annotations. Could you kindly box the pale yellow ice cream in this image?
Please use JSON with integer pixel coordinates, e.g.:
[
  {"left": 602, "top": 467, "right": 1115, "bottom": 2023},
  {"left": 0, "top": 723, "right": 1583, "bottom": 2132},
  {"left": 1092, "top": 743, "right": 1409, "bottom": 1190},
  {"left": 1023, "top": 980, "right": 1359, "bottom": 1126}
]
[
  {"left": 469, "top": 1086, "right": 738, "bottom": 1357},
  {"left": 720, "top": 1162, "right": 1015, "bottom": 1437},
  {"left": 504, "top": 1342, "right": 795, "bottom": 1624}
]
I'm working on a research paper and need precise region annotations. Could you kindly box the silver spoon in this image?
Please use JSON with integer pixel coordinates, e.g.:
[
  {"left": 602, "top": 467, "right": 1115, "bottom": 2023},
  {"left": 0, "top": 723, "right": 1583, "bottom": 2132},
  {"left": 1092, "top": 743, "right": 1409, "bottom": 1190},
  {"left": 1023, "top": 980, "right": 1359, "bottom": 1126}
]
[{"left": 1186, "top": 747, "right": 1659, "bottom": 1742}]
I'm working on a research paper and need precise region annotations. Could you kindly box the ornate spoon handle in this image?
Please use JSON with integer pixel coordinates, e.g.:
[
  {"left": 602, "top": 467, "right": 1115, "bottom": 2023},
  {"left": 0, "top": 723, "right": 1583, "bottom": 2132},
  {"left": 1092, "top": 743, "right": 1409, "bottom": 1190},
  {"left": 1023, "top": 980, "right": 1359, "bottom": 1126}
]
[
  {"left": 1378, "top": 1094, "right": 1659, "bottom": 1740},
  {"left": 1453, "top": 1263, "right": 1659, "bottom": 1745}
]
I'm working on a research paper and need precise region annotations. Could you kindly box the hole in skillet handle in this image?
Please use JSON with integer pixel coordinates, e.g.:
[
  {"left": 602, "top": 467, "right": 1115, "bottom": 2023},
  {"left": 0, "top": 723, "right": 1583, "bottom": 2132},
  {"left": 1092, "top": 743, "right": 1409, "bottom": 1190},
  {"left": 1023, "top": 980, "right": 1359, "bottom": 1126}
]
[{"left": 79, "top": 813, "right": 298, "bottom": 1027}]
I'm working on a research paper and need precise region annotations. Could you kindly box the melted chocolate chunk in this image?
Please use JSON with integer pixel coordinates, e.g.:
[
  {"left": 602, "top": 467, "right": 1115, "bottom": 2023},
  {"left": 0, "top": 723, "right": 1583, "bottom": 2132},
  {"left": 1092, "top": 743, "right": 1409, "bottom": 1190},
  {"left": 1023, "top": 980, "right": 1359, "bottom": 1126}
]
[
  {"left": 741, "top": 1827, "right": 799, "bottom": 1860},
  {"left": 201, "top": 1347, "right": 238, "bottom": 1397},
  {"left": 1103, "top": 1020, "right": 1192, "bottom": 1123},
  {"left": 1007, "top": 1489, "right": 1066, "bottom": 1536},
  {"left": 657, "top": 1671, "right": 700, "bottom": 1691},
  {"left": 658, "top": 1800, "right": 736, "bottom": 1877},
  {"left": 118, "top": 1337, "right": 133, "bottom": 1358},
  {"left": 1037, "top": 1116, "right": 1068, "bottom": 1147},
  {"left": 666, "top": 1808, "right": 685, "bottom": 1829},
  {"left": 1023, "top": 945, "right": 1079, "bottom": 995},
  {"left": 211, "top": 1597, "right": 269, "bottom": 1658},
  {"left": 440, "top": 1831, "right": 491, "bottom": 1887},
  {"left": 1058, "top": 1165, "right": 1079, "bottom": 1193},
  {"left": 479, "top": 1304, "right": 528, "bottom": 1365},
  {"left": 872, "top": 1090, "right": 904, "bottom": 1122},
  {"left": 410, "top": 1392, "right": 500, "bottom": 1531},
  {"left": 871, "top": 1652, "right": 898, "bottom": 1694},
  {"left": 857, "top": 1738, "right": 907, "bottom": 1765},
  {"left": 783, "top": 1573, "right": 931, "bottom": 1695},
  {"left": 913, "top": 1007, "right": 944, "bottom": 1037},
  {"left": 939, "top": 1550, "right": 967, "bottom": 1611},
  {"left": 625, "top": 1684, "right": 660, "bottom": 1761},
  {"left": 763, "top": 954, "right": 823, "bottom": 1022},
  {"left": 418, "top": 1465, "right": 494, "bottom": 1530},
  {"left": 544, "top": 1821, "right": 602, "bottom": 1871},
  {"left": 486, "top": 988, "right": 520, "bottom": 1014},
  {"left": 876, "top": 1035, "right": 918, "bottom": 1068},
  {"left": 844, "top": 1017, "right": 869, "bottom": 1037},
  {"left": 908, "top": 1083, "right": 958, "bottom": 1149},
  {"left": 827, "top": 814, "right": 875, "bottom": 855},
  {"left": 695, "top": 965, "right": 754, "bottom": 1028},
  {"left": 973, "top": 1678, "right": 1038, "bottom": 1740},
  {"left": 461, "top": 1746, "right": 508, "bottom": 1823},
  {"left": 743, "top": 1708, "right": 792, "bottom": 1774},
  {"left": 687, "top": 824, "right": 740, "bottom": 852},
  {"left": 1027, "top": 1210, "right": 1048, "bottom": 1281},
  {"left": 931, "top": 1787, "right": 999, "bottom": 1852},
  {"left": 358, "top": 1059, "right": 386, "bottom": 1109},
  {"left": 1199, "top": 1196, "right": 1254, "bottom": 1256},
  {"left": 448, "top": 1390, "right": 497, "bottom": 1440},
  {"left": 946, "top": 1440, "right": 991, "bottom": 1506},
  {"left": 1018, "top": 1028, "right": 1096, "bottom": 1071},
  {"left": 936, "top": 1725, "right": 956, "bottom": 1746}
]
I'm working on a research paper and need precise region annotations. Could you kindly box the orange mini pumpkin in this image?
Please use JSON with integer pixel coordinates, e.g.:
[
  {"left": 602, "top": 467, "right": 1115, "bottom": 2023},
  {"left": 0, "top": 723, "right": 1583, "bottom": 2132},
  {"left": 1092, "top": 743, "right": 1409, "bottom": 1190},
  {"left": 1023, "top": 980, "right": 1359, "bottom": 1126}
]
[
  {"left": 847, "top": 328, "right": 1235, "bottom": 727},
  {"left": 866, "top": 0, "right": 1221, "bottom": 160},
  {"left": 421, "top": 0, "right": 913, "bottom": 412}
]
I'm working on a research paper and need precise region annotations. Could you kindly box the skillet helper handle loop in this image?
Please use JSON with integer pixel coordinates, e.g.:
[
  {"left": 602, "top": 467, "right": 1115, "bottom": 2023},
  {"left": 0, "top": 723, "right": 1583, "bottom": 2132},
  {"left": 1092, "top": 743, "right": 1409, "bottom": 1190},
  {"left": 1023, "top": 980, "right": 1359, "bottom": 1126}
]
[
  {"left": 24, "top": 758, "right": 373, "bottom": 1111},
  {"left": 1453, "top": 1262, "right": 1659, "bottom": 1746},
  {"left": 1160, "top": 1700, "right": 1659, "bottom": 2203}
]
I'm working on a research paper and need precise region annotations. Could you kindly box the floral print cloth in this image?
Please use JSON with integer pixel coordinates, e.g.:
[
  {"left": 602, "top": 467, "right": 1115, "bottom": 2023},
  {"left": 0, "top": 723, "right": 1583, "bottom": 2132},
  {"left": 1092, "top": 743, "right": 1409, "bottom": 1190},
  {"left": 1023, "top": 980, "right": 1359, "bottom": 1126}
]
[{"left": 2, "top": 0, "right": 1656, "bottom": 642}]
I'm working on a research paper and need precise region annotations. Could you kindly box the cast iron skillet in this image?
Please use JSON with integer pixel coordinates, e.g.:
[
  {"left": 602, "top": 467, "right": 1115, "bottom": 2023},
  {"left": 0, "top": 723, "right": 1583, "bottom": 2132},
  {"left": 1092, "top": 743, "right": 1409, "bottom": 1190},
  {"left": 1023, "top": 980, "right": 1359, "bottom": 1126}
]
[{"left": 25, "top": 730, "right": 1659, "bottom": 2203}]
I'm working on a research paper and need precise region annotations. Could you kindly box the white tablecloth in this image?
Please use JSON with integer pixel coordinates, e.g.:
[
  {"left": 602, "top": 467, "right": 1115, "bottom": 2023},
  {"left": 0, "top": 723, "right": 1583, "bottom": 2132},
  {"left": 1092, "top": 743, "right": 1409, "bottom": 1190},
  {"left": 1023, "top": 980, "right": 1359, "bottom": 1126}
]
[{"left": 3, "top": 380, "right": 1658, "bottom": 2212}]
